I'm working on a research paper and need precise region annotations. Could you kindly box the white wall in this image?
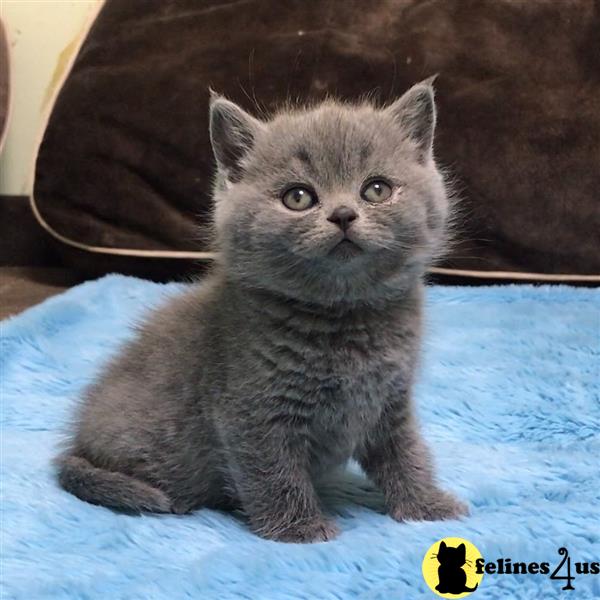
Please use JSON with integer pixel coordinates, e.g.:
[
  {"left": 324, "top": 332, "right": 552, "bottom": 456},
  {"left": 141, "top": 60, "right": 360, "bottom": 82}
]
[{"left": 0, "top": 0, "right": 102, "bottom": 195}]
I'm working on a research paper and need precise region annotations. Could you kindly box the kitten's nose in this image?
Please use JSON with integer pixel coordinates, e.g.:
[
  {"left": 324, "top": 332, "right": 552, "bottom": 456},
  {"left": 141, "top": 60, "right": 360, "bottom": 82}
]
[{"left": 327, "top": 205, "right": 357, "bottom": 232}]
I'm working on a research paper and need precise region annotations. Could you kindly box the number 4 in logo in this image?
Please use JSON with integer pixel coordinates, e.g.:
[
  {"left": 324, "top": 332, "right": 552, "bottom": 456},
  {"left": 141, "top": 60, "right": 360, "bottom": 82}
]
[{"left": 550, "top": 547, "right": 575, "bottom": 591}]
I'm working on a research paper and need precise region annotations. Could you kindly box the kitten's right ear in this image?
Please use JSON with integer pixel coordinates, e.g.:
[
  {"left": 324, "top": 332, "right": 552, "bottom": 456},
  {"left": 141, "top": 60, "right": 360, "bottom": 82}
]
[
  {"left": 209, "top": 92, "right": 263, "bottom": 182},
  {"left": 439, "top": 541, "right": 447, "bottom": 550}
]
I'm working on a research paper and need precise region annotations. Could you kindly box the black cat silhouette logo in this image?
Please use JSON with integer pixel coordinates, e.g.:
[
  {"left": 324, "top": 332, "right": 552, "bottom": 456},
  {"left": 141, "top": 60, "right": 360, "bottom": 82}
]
[{"left": 422, "top": 537, "right": 484, "bottom": 597}]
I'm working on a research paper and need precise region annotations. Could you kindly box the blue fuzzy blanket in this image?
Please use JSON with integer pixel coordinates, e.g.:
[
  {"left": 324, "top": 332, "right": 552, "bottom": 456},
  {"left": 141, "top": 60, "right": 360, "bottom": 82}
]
[{"left": 1, "top": 276, "right": 599, "bottom": 599}]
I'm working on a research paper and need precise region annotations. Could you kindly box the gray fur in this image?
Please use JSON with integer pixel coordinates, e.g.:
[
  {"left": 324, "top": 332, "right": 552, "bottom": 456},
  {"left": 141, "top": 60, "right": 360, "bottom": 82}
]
[{"left": 56, "top": 79, "right": 468, "bottom": 542}]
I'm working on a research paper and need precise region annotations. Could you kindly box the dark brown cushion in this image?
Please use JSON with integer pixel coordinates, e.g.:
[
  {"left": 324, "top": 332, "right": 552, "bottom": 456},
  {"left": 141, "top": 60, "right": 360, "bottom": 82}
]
[{"left": 33, "top": 0, "right": 600, "bottom": 281}]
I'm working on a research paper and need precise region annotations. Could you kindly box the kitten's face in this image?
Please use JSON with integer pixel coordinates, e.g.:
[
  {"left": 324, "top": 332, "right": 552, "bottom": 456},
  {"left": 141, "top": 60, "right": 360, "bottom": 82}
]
[{"left": 210, "top": 81, "right": 450, "bottom": 304}]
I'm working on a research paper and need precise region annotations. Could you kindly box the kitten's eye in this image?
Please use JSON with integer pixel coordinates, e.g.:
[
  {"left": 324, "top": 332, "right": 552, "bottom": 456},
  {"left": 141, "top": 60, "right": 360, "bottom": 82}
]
[
  {"left": 360, "top": 179, "right": 393, "bottom": 203},
  {"left": 281, "top": 187, "right": 317, "bottom": 211}
]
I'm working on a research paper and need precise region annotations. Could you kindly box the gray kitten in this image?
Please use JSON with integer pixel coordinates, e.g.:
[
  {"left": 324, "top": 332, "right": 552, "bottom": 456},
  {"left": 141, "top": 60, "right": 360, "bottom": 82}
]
[{"left": 57, "top": 79, "right": 468, "bottom": 542}]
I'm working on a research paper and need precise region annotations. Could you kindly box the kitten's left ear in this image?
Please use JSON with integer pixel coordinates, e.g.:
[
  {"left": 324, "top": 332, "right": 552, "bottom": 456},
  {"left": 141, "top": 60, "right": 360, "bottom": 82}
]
[
  {"left": 209, "top": 92, "right": 264, "bottom": 182},
  {"left": 386, "top": 76, "right": 437, "bottom": 163}
]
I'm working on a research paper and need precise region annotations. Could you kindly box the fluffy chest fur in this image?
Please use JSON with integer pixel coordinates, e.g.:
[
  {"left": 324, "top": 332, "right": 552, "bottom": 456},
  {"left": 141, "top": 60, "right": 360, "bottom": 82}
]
[{"left": 222, "top": 287, "right": 421, "bottom": 473}]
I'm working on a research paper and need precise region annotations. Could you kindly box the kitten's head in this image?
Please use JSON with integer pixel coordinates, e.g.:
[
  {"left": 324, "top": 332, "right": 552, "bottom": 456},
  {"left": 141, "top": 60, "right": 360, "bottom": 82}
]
[
  {"left": 437, "top": 541, "right": 467, "bottom": 567},
  {"left": 209, "top": 79, "right": 451, "bottom": 305}
]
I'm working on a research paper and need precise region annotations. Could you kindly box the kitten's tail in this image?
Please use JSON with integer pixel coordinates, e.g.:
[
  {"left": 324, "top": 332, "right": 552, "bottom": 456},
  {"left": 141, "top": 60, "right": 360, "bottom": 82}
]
[
  {"left": 56, "top": 455, "right": 173, "bottom": 513},
  {"left": 464, "top": 584, "right": 479, "bottom": 592}
]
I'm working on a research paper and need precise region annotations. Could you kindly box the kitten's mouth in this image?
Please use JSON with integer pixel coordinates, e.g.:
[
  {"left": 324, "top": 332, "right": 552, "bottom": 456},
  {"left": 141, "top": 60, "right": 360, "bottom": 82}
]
[{"left": 328, "top": 237, "right": 363, "bottom": 258}]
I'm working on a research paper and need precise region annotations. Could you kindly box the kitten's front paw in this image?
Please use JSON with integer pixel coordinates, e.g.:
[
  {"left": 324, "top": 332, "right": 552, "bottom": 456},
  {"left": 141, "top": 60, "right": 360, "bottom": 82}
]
[
  {"left": 260, "top": 518, "right": 339, "bottom": 543},
  {"left": 390, "top": 488, "right": 469, "bottom": 522}
]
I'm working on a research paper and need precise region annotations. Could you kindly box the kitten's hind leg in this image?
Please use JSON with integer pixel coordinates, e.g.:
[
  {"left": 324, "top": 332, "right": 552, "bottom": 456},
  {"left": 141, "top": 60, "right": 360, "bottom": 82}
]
[{"left": 56, "top": 455, "right": 174, "bottom": 513}]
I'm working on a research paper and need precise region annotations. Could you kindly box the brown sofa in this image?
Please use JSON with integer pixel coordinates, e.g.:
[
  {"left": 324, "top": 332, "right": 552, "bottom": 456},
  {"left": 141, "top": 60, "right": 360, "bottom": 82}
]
[{"left": 7, "top": 1, "right": 600, "bottom": 285}]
